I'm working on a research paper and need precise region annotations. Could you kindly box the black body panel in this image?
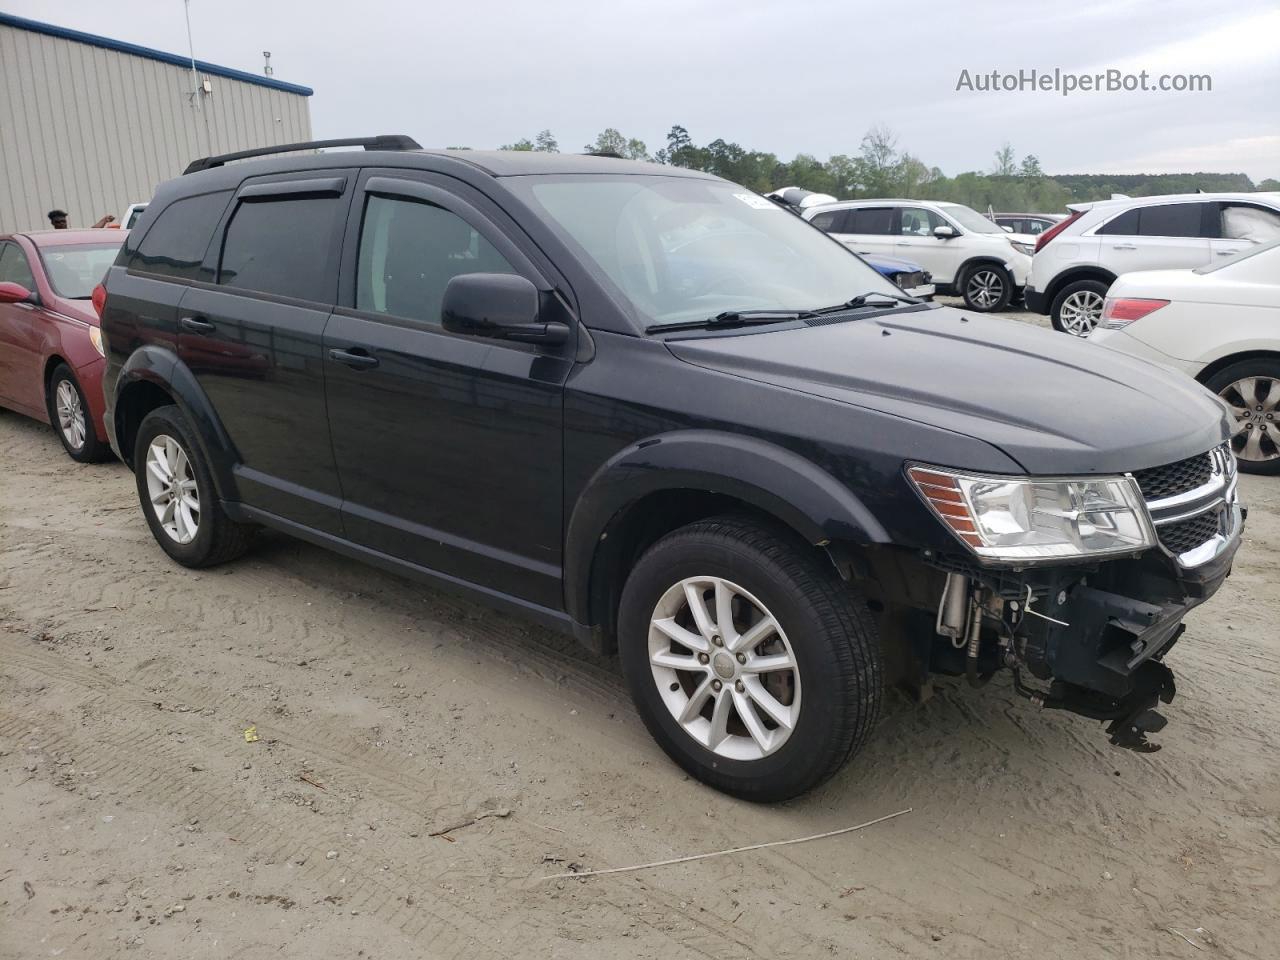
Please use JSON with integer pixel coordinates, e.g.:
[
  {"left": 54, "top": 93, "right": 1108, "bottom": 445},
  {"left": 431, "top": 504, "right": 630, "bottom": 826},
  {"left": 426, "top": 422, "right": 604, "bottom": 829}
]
[{"left": 100, "top": 146, "right": 1238, "bottom": 727}]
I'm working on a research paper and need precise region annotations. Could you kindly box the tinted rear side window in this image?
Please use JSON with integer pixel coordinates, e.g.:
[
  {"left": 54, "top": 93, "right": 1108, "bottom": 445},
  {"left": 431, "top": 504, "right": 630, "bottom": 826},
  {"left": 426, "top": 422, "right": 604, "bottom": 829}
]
[
  {"left": 808, "top": 211, "right": 840, "bottom": 232},
  {"left": 218, "top": 197, "right": 344, "bottom": 302},
  {"left": 128, "top": 191, "right": 230, "bottom": 280},
  {"left": 1097, "top": 208, "right": 1139, "bottom": 235},
  {"left": 845, "top": 208, "right": 895, "bottom": 235},
  {"left": 1137, "top": 203, "right": 1205, "bottom": 238}
]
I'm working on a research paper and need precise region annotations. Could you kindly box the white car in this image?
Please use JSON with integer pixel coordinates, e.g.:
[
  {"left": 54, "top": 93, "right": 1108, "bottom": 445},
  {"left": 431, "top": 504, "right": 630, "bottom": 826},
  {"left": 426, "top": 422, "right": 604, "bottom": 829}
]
[
  {"left": 803, "top": 200, "right": 1033, "bottom": 312},
  {"left": 1089, "top": 238, "right": 1280, "bottom": 473},
  {"left": 1026, "top": 192, "right": 1280, "bottom": 336}
]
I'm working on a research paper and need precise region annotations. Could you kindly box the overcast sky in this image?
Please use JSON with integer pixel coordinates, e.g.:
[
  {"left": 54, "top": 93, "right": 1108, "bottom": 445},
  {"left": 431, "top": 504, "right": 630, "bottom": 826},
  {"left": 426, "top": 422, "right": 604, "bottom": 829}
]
[{"left": 13, "top": 0, "right": 1280, "bottom": 180}]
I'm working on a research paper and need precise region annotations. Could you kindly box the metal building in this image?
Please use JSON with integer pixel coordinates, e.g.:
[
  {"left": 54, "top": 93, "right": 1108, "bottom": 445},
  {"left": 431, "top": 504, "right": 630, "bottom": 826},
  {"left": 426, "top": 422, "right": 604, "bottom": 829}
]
[{"left": 0, "top": 12, "right": 313, "bottom": 232}]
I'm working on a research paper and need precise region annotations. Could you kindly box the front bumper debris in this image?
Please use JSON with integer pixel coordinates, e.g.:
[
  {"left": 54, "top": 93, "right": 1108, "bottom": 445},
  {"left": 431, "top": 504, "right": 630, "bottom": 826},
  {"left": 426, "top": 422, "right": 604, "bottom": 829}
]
[{"left": 924, "top": 494, "right": 1241, "bottom": 751}]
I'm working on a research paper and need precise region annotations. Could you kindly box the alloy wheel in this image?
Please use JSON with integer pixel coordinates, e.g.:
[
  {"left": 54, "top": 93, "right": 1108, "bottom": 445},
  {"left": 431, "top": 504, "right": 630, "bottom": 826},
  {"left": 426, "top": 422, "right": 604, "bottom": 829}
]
[
  {"left": 965, "top": 270, "right": 1004, "bottom": 309},
  {"left": 1058, "top": 290, "right": 1104, "bottom": 336},
  {"left": 144, "top": 434, "right": 201, "bottom": 544},
  {"left": 1221, "top": 376, "right": 1280, "bottom": 463},
  {"left": 55, "top": 379, "right": 86, "bottom": 451},
  {"left": 648, "top": 576, "right": 801, "bottom": 761}
]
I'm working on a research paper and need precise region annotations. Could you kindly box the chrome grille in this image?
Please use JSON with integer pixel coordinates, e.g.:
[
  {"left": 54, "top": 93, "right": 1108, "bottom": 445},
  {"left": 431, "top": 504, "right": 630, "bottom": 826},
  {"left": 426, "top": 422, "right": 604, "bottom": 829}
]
[
  {"left": 1157, "top": 511, "right": 1221, "bottom": 555},
  {"left": 1133, "top": 451, "right": 1214, "bottom": 501}
]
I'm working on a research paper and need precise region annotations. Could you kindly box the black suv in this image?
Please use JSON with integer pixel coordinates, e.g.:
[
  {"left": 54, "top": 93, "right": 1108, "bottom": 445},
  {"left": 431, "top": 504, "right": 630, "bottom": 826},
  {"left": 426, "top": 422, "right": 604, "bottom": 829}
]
[{"left": 101, "top": 136, "right": 1243, "bottom": 801}]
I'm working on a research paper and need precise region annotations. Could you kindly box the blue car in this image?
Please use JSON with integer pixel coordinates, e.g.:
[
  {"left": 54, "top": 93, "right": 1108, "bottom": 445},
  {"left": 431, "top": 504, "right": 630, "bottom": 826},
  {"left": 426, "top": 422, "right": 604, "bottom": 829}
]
[{"left": 861, "top": 253, "right": 935, "bottom": 300}]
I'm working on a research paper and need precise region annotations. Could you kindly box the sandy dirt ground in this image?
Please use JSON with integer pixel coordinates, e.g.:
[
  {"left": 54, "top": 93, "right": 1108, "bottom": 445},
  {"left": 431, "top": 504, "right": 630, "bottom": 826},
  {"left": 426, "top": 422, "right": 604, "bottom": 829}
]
[{"left": 1, "top": 318, "right": 1277, "bottom": 959}]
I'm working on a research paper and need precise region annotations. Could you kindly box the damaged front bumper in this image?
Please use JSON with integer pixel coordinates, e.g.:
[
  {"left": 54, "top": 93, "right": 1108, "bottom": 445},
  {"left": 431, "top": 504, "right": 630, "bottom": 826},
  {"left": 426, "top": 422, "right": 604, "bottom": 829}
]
[{"left": 931, "top": 494, "right": 1243, "bottom": 751}]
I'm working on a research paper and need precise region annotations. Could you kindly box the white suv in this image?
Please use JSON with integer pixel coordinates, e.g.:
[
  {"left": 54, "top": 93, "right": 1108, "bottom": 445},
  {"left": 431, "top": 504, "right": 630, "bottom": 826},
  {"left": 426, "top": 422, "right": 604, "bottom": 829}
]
[
  {"left": 1026, "top": 192, "right": 1280, "bottom": 336},
  {"left": 803, "top": 200, "right": 1034, "bottom": 312}
]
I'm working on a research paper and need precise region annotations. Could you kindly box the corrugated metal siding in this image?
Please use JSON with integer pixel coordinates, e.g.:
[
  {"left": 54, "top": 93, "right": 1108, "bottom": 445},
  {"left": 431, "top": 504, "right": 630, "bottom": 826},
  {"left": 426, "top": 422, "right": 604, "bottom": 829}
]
[{"left": 0, "top": 23, "right": 311, "bottom": 232}]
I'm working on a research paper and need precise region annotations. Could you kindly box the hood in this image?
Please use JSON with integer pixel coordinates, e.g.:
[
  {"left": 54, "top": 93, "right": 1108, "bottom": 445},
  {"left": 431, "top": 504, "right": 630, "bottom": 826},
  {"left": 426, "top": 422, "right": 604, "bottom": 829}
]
[{"left": 667, "top": 306, "right": 1231, "bottom": 475}]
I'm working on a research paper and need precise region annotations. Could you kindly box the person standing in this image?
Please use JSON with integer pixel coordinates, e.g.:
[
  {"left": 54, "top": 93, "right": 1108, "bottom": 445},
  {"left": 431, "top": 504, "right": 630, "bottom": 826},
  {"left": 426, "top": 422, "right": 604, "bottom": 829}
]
[{"left": 47, "top": 209, "right": 115, "bottom": 229}]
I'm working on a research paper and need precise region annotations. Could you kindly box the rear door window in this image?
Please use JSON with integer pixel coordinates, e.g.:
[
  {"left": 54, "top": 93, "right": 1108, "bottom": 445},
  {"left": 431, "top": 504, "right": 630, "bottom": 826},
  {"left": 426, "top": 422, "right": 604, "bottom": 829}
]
[
  {"left": 218, "top": 197, "right": 345, "bottom": 303},
  {"left": 1137, "top": 202, "right": 1206, "bottom": 238},
  {"left": 127, "top": 191, "right": 231, "bottom": 280},
  {"left": 844, "top": 208, "right": 896, "bottom": 235}
]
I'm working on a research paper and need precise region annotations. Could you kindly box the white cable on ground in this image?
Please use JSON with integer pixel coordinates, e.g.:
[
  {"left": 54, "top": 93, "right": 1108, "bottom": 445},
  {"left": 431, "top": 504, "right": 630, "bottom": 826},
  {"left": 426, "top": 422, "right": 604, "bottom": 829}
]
[{"left": 539, "top": 807, "right": 913, "bottom": 881}]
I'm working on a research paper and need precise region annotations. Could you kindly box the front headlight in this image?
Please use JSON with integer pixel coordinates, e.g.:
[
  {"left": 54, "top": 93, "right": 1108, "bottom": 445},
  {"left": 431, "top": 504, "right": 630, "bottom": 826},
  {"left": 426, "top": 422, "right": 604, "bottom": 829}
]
[
  {"left": 89, "top": 326, "right": 105, "bottom": 357},
  {"left": 908, "top": 465, "right": 1155, "bottom": 562},
  {"left": 1009, "top": 240, "right": 1035, "bottom": 257}
]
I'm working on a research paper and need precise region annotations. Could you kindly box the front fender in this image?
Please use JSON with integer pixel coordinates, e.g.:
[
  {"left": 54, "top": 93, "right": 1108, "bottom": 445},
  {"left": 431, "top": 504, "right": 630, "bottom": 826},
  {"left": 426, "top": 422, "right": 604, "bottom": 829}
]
[
  {"left": 114, "top": 345, "right": 240, "bottom": 498},
  {"left": 564, "top": 430, "right": 889, "bottom": 624}
]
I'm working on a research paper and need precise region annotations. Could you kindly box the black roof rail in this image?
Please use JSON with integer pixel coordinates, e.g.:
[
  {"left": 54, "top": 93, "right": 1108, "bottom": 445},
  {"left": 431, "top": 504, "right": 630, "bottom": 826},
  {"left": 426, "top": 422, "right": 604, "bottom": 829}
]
[{"left": 183, "top": 135, "right": 422, "bottom": 175}]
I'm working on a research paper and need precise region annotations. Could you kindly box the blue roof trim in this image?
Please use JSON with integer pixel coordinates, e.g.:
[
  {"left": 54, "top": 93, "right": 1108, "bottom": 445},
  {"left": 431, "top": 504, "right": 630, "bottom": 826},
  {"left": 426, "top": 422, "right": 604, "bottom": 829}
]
[{"left": 0, "top": 12, "right": 314, "bottom": 97}]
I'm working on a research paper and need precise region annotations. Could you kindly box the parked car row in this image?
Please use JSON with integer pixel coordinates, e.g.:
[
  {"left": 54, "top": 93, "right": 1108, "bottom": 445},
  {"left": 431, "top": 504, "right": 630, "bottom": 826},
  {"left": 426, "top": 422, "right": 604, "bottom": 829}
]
[
  {"left": 0, "top": 138, "right": 1269, "bottom": 801},
  {"left": 1027, "top": 192, "right": 1280, "bottom": 334}
]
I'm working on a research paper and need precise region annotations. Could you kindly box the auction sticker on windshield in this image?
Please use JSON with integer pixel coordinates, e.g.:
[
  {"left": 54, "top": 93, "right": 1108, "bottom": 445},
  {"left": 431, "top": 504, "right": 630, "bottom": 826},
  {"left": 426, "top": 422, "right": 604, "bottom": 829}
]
[{"left": 734, "top": 193, "right": 781, "bottom": 210}]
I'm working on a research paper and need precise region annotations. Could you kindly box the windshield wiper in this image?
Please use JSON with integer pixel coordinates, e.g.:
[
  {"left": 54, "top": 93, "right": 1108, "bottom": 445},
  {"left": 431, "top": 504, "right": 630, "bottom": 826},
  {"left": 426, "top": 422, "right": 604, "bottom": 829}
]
[
  {"left": 810, "top": 291, "right": 921, "bottom": 314},
  {"left": 646, "top": 310, "right": 807, "bottom": 334}
]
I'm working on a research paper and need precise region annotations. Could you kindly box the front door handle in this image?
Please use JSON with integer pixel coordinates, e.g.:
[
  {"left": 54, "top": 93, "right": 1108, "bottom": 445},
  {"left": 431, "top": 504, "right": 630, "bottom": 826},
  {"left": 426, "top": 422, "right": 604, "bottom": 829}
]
[
  {"left": 1216, "top": 249, "right": 1239, "bottom": 257},
  {"left": 1111, "top": 244, "right": 1138, "bottom": 251},
  {"left": 180, "top": 315, "right": 215, "bottom": 333},
  {"left": 328, "top": 347, "right": 380, "bottom": 370}
]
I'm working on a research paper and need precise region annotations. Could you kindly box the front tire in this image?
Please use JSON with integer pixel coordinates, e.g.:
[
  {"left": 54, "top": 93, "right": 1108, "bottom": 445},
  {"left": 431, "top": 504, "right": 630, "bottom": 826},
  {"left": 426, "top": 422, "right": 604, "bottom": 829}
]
[
  {"left": 1051, "top": 279, "right": 1109, "bottom": 336},
  {"left": 47, "top": 364, "right": 111, "bottom": 462},
  {"left": 1204, "top": 359, "right": 1280, "bottom": 474},
  {"left": 961, "top": 264, "right": 1012, "bottom": 312},
  {"left": 618, "top": 516, "right": 883, "bottom": 802},
  {"left": 133, "top": 405, "right": 254, "bottom": 566}
]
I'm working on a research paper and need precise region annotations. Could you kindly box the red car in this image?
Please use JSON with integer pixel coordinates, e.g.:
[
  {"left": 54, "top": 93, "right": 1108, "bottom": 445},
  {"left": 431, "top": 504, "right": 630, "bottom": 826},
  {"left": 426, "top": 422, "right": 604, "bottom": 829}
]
[{"left": 0, "top": 230, "right": 124, "bottom": 462}]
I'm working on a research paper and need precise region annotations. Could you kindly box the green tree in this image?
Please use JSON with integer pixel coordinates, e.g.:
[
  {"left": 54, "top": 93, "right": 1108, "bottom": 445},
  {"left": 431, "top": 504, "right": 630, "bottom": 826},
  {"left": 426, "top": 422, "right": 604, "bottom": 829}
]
[
  {"left": 584, "top": 128, "right": 648, "bottom": 159},
  {"left": 499, "top": 138, "right": 534, "bottom": 152},
  {"left": 1020, "top": 154, "right": 1043, "bottom": 178},
  {"left": 534, "top": 130, "right": 559, "bottom": 152},
  {"left": 993, "top": 143, "right": 1017, "bottom": 176},
  {"left": 1258, "top": 178, "right": 1280, "bottom": 192}
]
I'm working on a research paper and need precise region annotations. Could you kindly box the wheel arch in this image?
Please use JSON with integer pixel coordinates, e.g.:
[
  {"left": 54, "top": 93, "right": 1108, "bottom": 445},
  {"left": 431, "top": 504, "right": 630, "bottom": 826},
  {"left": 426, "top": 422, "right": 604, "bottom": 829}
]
[
  {"left": 1044, "top": 267, "right": 1117, "bottom": 306},
  {"left": 1196, "top": 349, "right": 1280, "bottom": 386},
  {"left": 956, "top": 255, "right": 1015, "bottom": 284},
  {"left": 564, "top": 431, "right": 890, "bottom": 652},
  {"left": 112, "top": 345, "right": 239, "bottom": 497}
]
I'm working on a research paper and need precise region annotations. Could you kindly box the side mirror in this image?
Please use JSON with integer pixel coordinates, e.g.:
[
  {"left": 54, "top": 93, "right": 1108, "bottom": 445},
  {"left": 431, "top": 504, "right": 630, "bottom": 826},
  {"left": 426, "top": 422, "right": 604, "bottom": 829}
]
[
  {"left": 1001, "top": 225, "right": 1013, "bottom": 233},
  {"left": 0, "top": 281, "right": 33, "bottom": 304},
  {"left": 932, "top": 225, "right": 957, "bottom": 239},
  {"left": 442, "top": 273, "right": 568, "bottom": 345}
]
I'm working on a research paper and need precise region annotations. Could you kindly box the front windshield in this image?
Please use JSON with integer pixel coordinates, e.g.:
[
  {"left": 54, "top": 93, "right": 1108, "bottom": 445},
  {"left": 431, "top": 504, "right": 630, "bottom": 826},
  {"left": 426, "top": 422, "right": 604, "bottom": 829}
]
[
  {"left": 941, "top": 205, "right": 1006, "bottom": 235},
  {"left": 38, "top": 243, "right": 123, "bottom": 298},
  {"left": 507, "top": 176, "right": 901, "bottom": 327}
]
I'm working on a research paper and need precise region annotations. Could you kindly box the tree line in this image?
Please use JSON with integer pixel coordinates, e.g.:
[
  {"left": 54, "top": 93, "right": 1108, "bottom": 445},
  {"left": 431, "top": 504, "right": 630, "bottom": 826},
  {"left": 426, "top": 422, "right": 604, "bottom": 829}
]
[{"left": 493, "top": 126, "right": 1277, "bottom": 213}]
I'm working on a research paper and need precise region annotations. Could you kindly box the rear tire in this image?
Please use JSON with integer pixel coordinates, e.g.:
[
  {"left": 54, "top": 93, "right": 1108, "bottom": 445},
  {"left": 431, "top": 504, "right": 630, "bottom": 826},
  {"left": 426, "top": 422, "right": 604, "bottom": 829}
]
[
  {"left": 961, "top": 264, "right": 1012, "bottom": 312},
  {"left": 1203, "top": 359, "right": 1280, "bottom": 475},
  {"left": 1051, "top": 279, "right": 1109, "bottom": 336},
  {"left": 617, "top": 515, "right": 883, "bottom": 802},
  {"left": 133, "top": 405, "right": 254, "bottom": 566},
  {"left": 47, "top": 364, "right": 111, "bottom": 463}
]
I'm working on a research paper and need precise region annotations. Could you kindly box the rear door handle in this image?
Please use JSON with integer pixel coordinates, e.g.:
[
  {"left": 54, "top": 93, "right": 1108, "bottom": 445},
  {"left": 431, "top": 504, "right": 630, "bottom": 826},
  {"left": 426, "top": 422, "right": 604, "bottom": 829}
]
[
  {"left": 180, "top": 315, "right": 215, "bottom": 333},
  {"left": 1111, "top": 244, "right": 1138, "bottom": 251},
  {"left": 328, "top": 347, "right": 380, "bottom": 370},
  {"left": 1216, "top": 249, "right": 1239, "bottom": 256}
]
